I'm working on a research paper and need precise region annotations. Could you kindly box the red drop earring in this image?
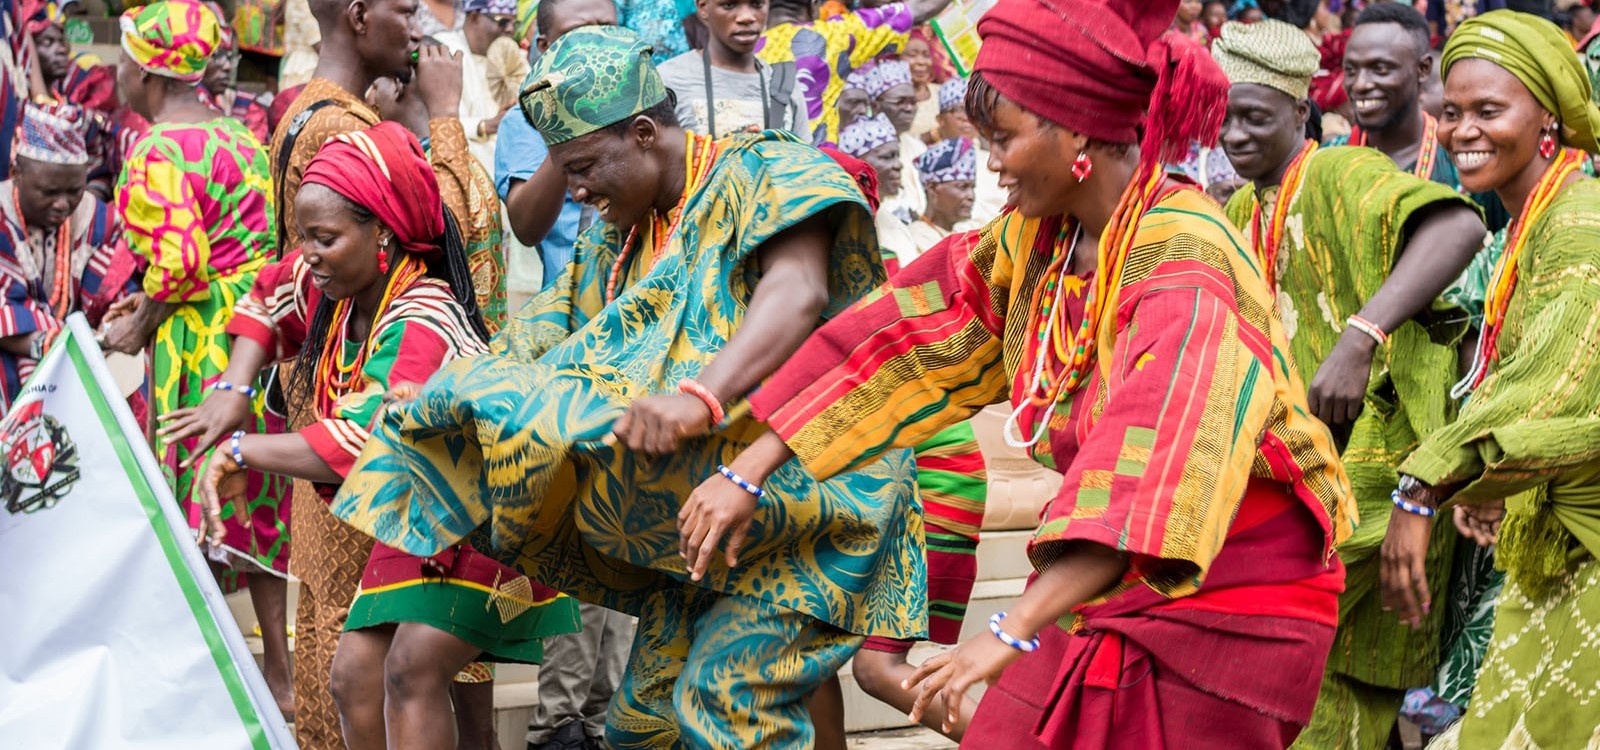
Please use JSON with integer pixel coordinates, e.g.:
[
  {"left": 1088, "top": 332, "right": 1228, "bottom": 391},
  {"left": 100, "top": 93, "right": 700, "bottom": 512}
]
[
  {"left": 1072, "top": 150, "right": 1094, "bottom": 182},
  {"left": 377, "top": 238, "right": 390, "bottom": 274},
  {"left": 1539, "top": 129, "right": 1557, "bottom": 159}
]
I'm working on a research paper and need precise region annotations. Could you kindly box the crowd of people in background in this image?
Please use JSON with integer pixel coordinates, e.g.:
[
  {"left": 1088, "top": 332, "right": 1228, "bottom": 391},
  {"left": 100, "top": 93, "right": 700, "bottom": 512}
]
[{"left": 3, "top": 0, "right": 1600, "bottom": 748}]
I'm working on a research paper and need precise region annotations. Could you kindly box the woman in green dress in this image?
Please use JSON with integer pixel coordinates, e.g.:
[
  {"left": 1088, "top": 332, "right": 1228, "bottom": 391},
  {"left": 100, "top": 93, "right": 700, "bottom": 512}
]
[{"left": 1380, "top": 10, "right": 1600, "bottom": 750}]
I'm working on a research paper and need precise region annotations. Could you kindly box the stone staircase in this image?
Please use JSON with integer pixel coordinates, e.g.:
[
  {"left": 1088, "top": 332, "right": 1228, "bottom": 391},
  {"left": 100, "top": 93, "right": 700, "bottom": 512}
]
[{"left": 230, "top": 529, "right": 1030, "bottom": 749}]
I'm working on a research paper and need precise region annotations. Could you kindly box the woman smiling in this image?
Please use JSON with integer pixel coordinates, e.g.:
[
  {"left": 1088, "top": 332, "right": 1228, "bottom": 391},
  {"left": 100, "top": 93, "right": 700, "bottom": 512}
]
[
  {"left": 904, "top": 27, "right": 949, "bottom": 142},
  {"left": 682, "top": 0, "right": 1357, "bottom": 745},
  {"left": 1380, "top": 10, "right": 1600, "bottom": 750},
  {"left": 166, "top": 122, "right": 578, "bottom": 750}
]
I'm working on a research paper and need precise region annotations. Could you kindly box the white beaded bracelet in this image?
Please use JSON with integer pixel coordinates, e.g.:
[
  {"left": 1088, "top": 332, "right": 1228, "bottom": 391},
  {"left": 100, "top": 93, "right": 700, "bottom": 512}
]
[
  {"left": 987, "top": 612, "right": 1040, "bottom": 653},
  {"left": 1346, "top": 314, "right": 1389, "bottom": 347}
]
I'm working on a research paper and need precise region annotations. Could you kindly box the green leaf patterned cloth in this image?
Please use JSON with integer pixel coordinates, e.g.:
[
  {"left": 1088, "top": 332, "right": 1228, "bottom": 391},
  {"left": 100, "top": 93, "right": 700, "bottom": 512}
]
[{"left": 518, "top": 25, "right": 670, "bottom": 146}]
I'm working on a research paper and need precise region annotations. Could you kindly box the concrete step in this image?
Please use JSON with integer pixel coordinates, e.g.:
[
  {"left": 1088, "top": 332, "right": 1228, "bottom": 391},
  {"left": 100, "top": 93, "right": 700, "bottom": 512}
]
[
  {"left": 490, "top": 664, "right": 541, "bottom": 750},
  {"left": 974, "top": 529, "right": 1033, "bottom": 582},
  {"left": 848, "top": 727, "right": 958, "bottom": 749}
]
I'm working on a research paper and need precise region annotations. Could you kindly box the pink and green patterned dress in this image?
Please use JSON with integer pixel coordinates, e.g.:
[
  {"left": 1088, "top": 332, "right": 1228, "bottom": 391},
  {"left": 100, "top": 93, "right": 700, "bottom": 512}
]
[{"left": 116, "top": 116, "right": 289, "bottom": 580}]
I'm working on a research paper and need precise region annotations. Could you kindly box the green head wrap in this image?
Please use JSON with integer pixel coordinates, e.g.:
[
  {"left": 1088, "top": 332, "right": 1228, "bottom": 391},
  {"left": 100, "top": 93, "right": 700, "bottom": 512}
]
[
  {"left": 1442, "top": 10, "right": 1600, "bottom": 154},
  {"left": 518, "top": 25, "right": 669, "bottom": 146}
]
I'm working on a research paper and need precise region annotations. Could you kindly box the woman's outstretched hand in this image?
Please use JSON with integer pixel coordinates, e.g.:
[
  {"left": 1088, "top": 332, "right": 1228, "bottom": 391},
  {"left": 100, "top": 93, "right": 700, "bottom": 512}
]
[
  {"left": 904, "top": 634, "right": 1020, "bottom": 734},
  {"left": 195, "top": 448, "right": 249, "bottom": 550},
  {"left": 158, "top": 391, "right": 253, "bottom": 470}
]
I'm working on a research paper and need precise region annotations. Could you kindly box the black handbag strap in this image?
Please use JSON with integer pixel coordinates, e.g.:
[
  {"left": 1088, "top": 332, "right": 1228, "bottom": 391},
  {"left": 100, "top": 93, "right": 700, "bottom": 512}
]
[{"left": 273, "top": 99, "right": 338, "bottom": 256}]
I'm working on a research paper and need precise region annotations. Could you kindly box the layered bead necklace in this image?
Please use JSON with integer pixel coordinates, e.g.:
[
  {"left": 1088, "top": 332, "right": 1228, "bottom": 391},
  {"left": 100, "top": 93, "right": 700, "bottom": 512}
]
[
  {"left": 11, "top": 186, "right": 74, "bottom": 315},
  {"left": 1451, "top": 147, "right": 1585, "bottom": 399},
  {"left": 316, "top": 252, "right": 427, "bottom": 409},
  {"left": 604, "top": 132, "right": 721, "bottom": 303},
  {"left": 1248, "top": 139, "right": 1317, "bottom": 291},
  {"left": 1352, "top": 111, "right": 1439, "bottom": 180},
  {"left": 1004, "top": 167, "right": 1169, "bottom": 449}
]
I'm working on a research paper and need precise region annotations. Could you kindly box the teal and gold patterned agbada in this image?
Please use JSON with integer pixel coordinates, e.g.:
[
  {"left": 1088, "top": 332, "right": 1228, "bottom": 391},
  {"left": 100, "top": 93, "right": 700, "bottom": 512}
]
[{"left": 333, "top": 132, "right": 928, "bottom": 640}]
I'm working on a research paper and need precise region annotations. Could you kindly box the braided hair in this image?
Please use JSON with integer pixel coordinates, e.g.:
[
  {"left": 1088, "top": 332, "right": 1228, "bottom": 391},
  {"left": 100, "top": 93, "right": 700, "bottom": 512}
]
[{"left": 287, "top": 197, "right": 490, "bottom": 407}]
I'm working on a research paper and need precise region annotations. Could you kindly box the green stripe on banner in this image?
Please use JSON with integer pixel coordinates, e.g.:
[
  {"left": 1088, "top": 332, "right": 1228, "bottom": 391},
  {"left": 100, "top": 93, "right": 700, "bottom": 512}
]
[{"left": 68, "top": 342, "right": 271, "bottom": 750}]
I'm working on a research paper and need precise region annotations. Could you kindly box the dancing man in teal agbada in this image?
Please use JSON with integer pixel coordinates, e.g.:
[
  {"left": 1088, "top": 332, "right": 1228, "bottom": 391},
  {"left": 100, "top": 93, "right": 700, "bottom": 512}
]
[{"left": 332, "top": 26, "right": 925, "bottom": 749}]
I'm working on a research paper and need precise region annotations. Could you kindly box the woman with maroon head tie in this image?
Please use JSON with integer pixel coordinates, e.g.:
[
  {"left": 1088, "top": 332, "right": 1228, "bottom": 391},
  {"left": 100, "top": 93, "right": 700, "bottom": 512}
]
[
  {"left": 676, "top": 0, "right": 1358, "bottom": 746},
  {"left": 165, "top": 122, "right": 578, "bottom": 750}
]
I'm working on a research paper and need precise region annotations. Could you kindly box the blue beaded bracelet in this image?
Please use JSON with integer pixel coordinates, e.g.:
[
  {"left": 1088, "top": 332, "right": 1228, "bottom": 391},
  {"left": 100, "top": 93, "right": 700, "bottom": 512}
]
[
  {"left": 716, "top": 465, "right": 764, "bottom": 498},
  {"left": 213, "top": 380, "right": 258, "bottom": 399},
  {"left": 988, "top": 612, "right": 1040, "bottom": 653},
  {"left": 228, "top": 430, "right": 247, "bottom": 469},
  {"left": 1391, "top": 490, "right": 1437, "bottom": 518}
]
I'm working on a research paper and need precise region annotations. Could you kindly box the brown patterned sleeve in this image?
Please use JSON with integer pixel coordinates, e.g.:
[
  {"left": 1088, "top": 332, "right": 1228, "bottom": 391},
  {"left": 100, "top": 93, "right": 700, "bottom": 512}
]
[{"left": 425, "top": 118, "right": 475, "bottom": 227}]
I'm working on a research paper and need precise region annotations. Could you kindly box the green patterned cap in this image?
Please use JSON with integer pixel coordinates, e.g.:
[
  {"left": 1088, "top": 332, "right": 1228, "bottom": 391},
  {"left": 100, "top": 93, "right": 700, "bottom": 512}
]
[
  {"left": 519, "top": 26, "right": 668, "bottom": 145},
  {"left": 1212, "top": 20, "right": 1319, "bottom": 101}
]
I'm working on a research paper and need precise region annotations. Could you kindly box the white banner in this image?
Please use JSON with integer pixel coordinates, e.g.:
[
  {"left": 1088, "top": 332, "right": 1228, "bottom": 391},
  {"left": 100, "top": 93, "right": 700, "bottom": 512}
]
[{"left": 0, "top": 315, "right": 295, "bottom": 749}]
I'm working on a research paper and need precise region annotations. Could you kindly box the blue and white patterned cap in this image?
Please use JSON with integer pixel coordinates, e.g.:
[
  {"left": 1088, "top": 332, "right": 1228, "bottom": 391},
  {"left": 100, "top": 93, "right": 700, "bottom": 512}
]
[
  {"left": 844, "top": 62, "right": 876, "bottom": 94},
  {"left": 914, "top": 137, "right": 975, "bottom": 184},
  {"left": 462, "top": 0, "right": 516, "bottom": 14},
  {"left": 14, "top": 102, "right": 89, "bottom": 166},
  {"left": 838, "top": 113, "right": 898, "bottom": 158},
  {"left": 866, "top": 59, "right": 912, "bottom": 99},
  {"left": 937, "top": 77, "right": 967, "bottom": 112}
]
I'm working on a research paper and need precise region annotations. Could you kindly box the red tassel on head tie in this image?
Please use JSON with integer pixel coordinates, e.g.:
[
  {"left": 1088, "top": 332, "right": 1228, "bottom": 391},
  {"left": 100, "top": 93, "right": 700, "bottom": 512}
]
[{"left": 1137, "top": 31, "right": 1230, "bottom": 188}]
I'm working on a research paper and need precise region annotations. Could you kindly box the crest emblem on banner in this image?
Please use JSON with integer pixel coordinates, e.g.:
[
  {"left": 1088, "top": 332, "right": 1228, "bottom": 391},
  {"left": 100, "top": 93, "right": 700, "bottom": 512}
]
[{"left": 0, "top": 400, "right": 81, "bottom": 514}]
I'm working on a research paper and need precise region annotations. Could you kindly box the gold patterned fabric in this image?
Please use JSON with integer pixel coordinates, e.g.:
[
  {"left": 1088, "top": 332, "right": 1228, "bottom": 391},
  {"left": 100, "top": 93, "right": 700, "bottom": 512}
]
[
  {"left": 332, "top": 131, "right": 926, "bottom": 640},
  {"left": 290, "top": 477, "right": 373, "bottom": 750},
  {"left": 606, "top": 587, "right": 863, "bottom": 748}
]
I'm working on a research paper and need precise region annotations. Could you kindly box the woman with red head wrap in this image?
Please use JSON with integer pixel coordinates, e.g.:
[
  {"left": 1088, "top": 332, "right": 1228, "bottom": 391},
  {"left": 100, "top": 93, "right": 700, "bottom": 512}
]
[
  {"left": 681, "top": 0, "right": 1358, "bottom": 747},
  {"left": 167, "top": 122, "right": 579, "bottom": 750},
  {"left": 904, "top": 26, "right": 952, "bottom": 142}
]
